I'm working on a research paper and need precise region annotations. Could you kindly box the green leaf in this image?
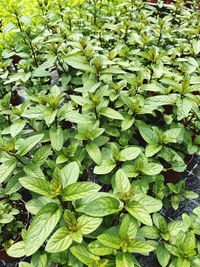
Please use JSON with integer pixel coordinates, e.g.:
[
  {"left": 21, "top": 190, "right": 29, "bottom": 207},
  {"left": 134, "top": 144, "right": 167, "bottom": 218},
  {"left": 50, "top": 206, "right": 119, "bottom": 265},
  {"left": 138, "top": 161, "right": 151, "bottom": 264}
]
[
  {"left": 49, "top": 127, "right": 64, "bottom": 151},
  {"left": 97, "top": 234, "right": 121, "bottom": 249},
  {"left": 142, "top": 162, "right": 163, "bottom": 175},
  {"left": 141, "top": 83, "right": 164, "bottom": 92},
  {"left": 168, "top": 221, "right": 189, "bottom": 236},
  {"left": 25, "top": 196, "right": 55, "bottom": 215},
  {"left": 88, "top": 240, "right": 114, "bottom": 256},
  {"left": 121, "top": 115, "right": 135, "bottom": 131},
  {"left": 146, "top": 95, "right": 176, "bottom": 107},
  {"left": 46, "top": 227, "right": 72, "bottom": 253},
  {"left": 5, "top": 172, "right": 22, "bottom": 195},
  {"left": 61, "top": 161, "right": 79, "bottom": 188},
  {"left": 116, "top": 253, "right": 135, "bottom": 267},
  {"left": 19, "top": 177, "right": 53, "bottom": 197},
  {"left": 0, "top": 159, "right": 17, "bottom": 183},
  {"left": 33, "top": 145, "right": 52, "bottom": 166},
  {"left": 176, "top": 98, "right": 193, "bottom": 121},
  {"left": 3, "top": 22, "right": 15, "bottom": 34},
  {"left": 7, "top": 241, "right": 26, "bottom": 258},
  {"left": 62, "top": 182, "right": 101, "bottom": 201},
  {"left": 65, "top": 111, "right": 91, "bottom": 124},
  {"left": 136, "top": 121, "right": 158, "bottom": 143},
  {"left": 115, "top": 169, "right": 131, "bottom": 194},
  {"left": 128, "top": 239, "right": 154, "bottom": 254},
  {"left": 119, "top": 147, "right": 141, "bottom": 161},
  {"left": 23, "top": 163, "right": 45, "bottom": 179},
  {"left": 132, "top": 194, "right": 162, "bottom": 213},
  {"left": 99, "top": 107, "right": 124, "bottom": 120},
  {"left": 77, "top": 194, "right": 123, "bottom": 217},
  {"left": 156, "top": 243, "right": 171, "bottom": 267},
  {"left": 10, "top": 119, "right": 27, "bottom": 137},
  {"left": 182, "top": 190, "right": 198, "bottom": 199},
  {"left": 0, "top": 214, "right": 14, "bottom": 223},
  {"left": 164, "top": 243, "right": 179, "bottom": 257},
  {"left": 192, "top": 40, "right": 200, "bottom": 54},
  {"left": 94, "top": 160, "right": 116, "bottom": 174},
  {"left": 86, "top": 142, "right": 102, "bottom": 165},
  {"left": 119, "top": 214, "right": 138, "bottom": 240},
  {"left": 70, "top": 245, "right": 99, "bottom": 265},
  {"left": 77, "top": 215, "right": 103, "bottom": 235},
  {"left": 140, "top": 226, "right": 160, "bottom": 239},
  {"left": 145, "top": 143, "right": 162, "bottom": 157},
  {"left": 64, "top": 57, "right": 96, "bottom": 73},
  {"left": 17, "top": 134, "right": 44, "bottom": 157},
  {"left": 163, "top": 128, "right": 182, "bottom": 143},
  {"left": 31, "top": 251, "right": 48, "bottom": 267},
  {"left": 25, "top": 203, "right": 62, "bottom": 256},
  {"left": 32, "top": 69, "right": 51, "bottom": 77},
  {"left": 125, "top": 201, "right": 152, "bottom": 226},
  {"left": 19, "top": 263, "right": 32, "bottom": 267}
]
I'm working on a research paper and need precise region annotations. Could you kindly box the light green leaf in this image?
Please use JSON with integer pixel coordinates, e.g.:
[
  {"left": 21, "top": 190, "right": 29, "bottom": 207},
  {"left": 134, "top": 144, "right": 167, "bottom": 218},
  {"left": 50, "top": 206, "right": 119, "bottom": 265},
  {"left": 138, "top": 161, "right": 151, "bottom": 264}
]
[
  {"left": 115, "top": 169, "right": 131, "bottom": 194},
  {"left": 25, "top": 196, "right": 56, "bottom": 215},
  {"left": 145, "top": 143, "right": 162, "bottom": 157},
  {"left": 128, "top": 239, "right": 154, "bottom": 254},
  {"left": 19, "top": 177, "right": 53, "bottom": 197},
  {"left": 77, "top": 215, "right": 103, "bottom": 235},
  {"left": 33, "top": 145, "right": 52, "bottom": 166},
  {"left": 31, "top": 251, "right": 48, "bottom": 267},
  {"left": 17, "top": 134, "right": 44, "bottom": 157},
  {"left": 49, "top": 127, "right": 63, "bottom": 151},
  {"left": 116, "top": 253, "right": 135, "bottom": 267},
  {"left": 70, "top": 245, "right": 99, "bottom": 265},
  {"left": 0, "top": 159, "right": 17, "bottom": 183},
  {"left": 5, "top": 172, "right": 22, "bottom": 195},
  {"left": 156, "top": 243, "right": 171, "bottom": 267},
  {"left": 88, "top": 240, "right": 114, "bottom": 256},
  {"left": 3, "top": 22, "right": 15, "bottom": 34},
  {"left": 94, "top": 160, "right": 116, "bottom": 174},
  {"left": 0, "top": 214, "right": 14, "bottom": 223},
  {"left": 62, "top": 182, "right": 101, "bottom": 201},
  {"left": 97, "top": 234, "right": 121, "bottom": 249},
  {"left": 119, "top": 147, "right": 141, "bottom": 161},
  {"left": 25, "top": 203, "right": 62, "bottom": 256},
  {"left": 140, "top": 226, "right": 160, "bottom": 239},
  {"left": 168, "top": 221, "right": 189, "bottom": 236},
  {"left": 7, "top": 241, "right": 26, "bottom": 258},
  {"left": 46, "top": 227, "right": 72, "bottom": 253},
  {"left": 10, "top": 119, "right": 27, "bottom": 137},
  {"left": 65, "top": 111, "right": 91, "bottom": 124},
  {"left": 176, "top": 97, "right": 193, "bottom": 121},
  {"left": 61, "top": 161, "right": 80, "bottom": 188},
  {"left": 32, "top": 69, "right": 51, "bottom": 77},
  {"left": 64, "top": 58, "right": 96, "bottom": 73},
  {"left": 86, "top": 142, "right": 102, "bottom": 165},
  {"left": 142, "top": 162, "right": 163, "bottom": 175},
  {"left": 119, "top": 214, "right": 138, "bottom": 240},
  {"left": 132, "top": 194, "right": 162, "bottom": 213},
  {"left": 125, "top": 201, "right": 152, "bottom": 226},
  {"left": 77, "top": 195, "right": 123, "bottom": 217},
  {"left": 99, "top": 107, "right": 124, "bottom": 120}
]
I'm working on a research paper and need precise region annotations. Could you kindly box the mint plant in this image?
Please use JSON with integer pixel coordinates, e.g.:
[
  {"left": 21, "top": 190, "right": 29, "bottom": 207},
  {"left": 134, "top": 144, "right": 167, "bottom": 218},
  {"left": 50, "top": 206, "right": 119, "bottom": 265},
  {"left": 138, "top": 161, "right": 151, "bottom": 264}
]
[{"left": 0, "top": 0, "right": 199, "bottom": 266}]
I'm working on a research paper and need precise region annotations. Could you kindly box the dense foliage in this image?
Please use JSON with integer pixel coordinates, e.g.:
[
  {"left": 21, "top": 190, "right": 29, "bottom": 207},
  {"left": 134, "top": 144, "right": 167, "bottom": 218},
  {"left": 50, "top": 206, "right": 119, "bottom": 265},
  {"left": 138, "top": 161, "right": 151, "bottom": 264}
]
[{"left": 0, "top": 0, "right": 200, "bottom": 266}]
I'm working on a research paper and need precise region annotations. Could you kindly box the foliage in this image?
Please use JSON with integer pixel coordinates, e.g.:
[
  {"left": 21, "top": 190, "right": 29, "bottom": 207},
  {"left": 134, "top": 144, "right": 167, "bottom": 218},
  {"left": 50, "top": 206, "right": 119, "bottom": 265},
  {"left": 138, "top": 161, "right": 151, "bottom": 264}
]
[{"left": 0, "top": 0, "right": 199, "bottom": 266}]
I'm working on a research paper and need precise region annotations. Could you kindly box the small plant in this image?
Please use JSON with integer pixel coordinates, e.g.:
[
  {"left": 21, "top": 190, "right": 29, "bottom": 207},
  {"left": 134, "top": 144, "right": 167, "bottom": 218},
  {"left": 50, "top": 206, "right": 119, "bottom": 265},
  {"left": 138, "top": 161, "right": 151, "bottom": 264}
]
[{"left": 0, "top": 191, "right": 27, "bottom": 250}]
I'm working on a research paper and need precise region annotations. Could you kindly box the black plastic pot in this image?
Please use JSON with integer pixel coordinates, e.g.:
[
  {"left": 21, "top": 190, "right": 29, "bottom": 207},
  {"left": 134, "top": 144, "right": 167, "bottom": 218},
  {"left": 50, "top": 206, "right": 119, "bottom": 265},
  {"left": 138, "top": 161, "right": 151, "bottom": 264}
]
[
  {"left": 10, "top": 91, "right": 25, "bottom": 106},
  {"left": 162, "top": 155, "right": 194, "bottom": 184}
]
